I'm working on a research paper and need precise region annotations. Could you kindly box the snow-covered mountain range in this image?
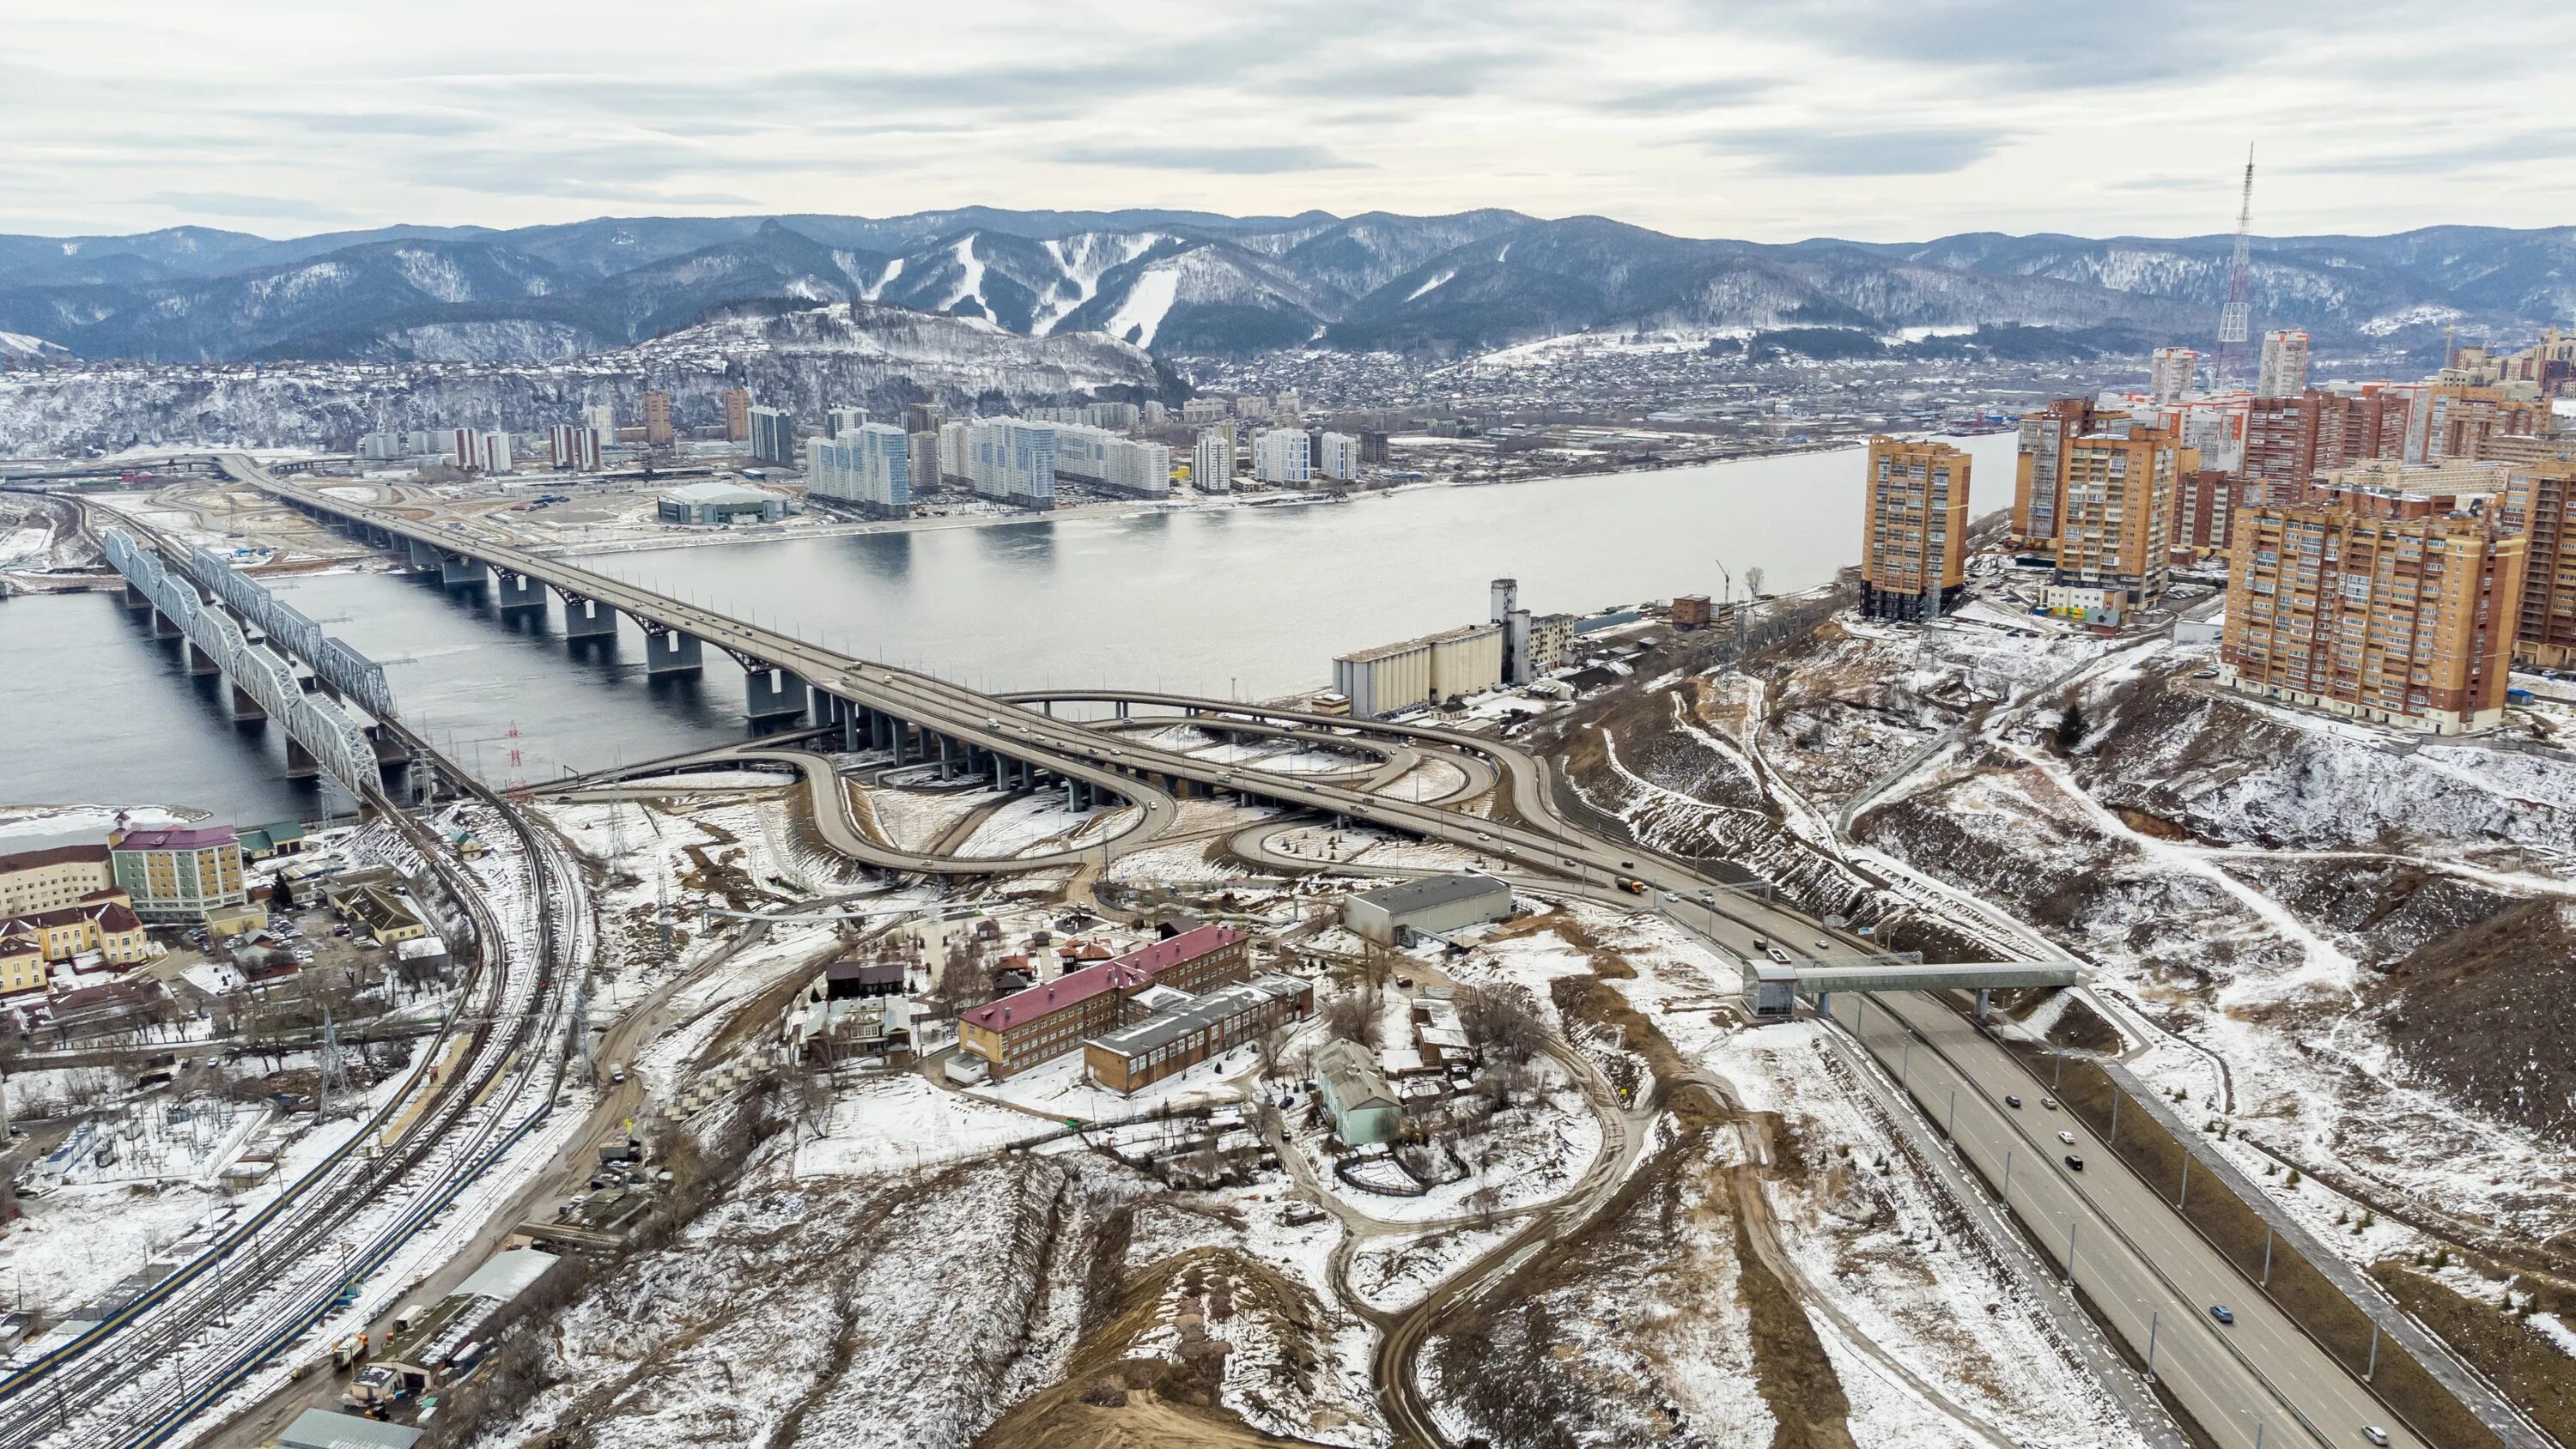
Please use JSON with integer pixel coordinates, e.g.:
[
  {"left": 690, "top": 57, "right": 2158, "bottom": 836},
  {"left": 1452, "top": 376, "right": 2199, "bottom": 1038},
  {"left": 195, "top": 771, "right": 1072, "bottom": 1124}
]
[{"left": 3, "top": 209, "right": 2570, "bottom": 364}]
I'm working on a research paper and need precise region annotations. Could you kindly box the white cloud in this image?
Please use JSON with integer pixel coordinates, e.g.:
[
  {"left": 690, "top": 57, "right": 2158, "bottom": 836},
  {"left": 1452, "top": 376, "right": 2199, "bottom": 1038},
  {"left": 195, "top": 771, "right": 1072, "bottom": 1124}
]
[{"left": 1, "top": 0, "right": 2570, "bottom": 243}]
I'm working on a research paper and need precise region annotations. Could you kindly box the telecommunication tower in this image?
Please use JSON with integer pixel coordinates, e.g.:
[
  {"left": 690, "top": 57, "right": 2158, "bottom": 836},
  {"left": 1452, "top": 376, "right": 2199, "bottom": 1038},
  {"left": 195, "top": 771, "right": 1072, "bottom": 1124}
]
[{"left": 2215, "top": 145, "right": 2257, "bottom": 387}]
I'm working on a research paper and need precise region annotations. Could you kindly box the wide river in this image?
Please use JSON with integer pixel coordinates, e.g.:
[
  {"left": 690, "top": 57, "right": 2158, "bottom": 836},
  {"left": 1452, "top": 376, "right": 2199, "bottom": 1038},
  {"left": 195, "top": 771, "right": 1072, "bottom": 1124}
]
[{"left": 1, "top": 433, "right": 2015, "bottom": 846}]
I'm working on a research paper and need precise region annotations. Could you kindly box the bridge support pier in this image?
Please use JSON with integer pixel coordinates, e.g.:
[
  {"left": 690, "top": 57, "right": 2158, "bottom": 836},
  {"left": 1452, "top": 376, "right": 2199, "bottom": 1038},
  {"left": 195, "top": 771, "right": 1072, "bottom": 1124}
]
[
  {"left": 811, "top": 693, "right": 844, "bottom": 731},
  {"left": 494, "top": 570, "right": 545, "bottom": 613},
  {"left": 937, "top": 734, "right": 959, "bottom": 779},
  {"left": 871, "top": 710, "right": 894, "bottom": 751},
  {"left": 1973, "top": 987, "right": 1991, "bottom": 1022},
  {"left": 439, "top": 555, "right": 488, "bottom": 589},
  {"left": 121, "top": 581, "right": 150, "bottom": 611},
  {"left": 231, "top": 683, "right": 266, "bottom": 722},
  {"left": 744, "top": 667, "right": 807, "bottom": 721},
  {"left": 185, "top": 640, "right": 220, "bottom": 676},
  {"left": 407, "top": 539, "right": 443, "bottom": 572},
  {"left": 1815, "top": 991, "right": 1832, "bottom": 1020},
  {"left": 644, "top": 630, "right": 703, "bottom": 676},
  {"left": 560, "top": 597, "right": 617, "bottom": 641},
  {"left": 151, "top": 609, "right": 181, "bottom": 639},
  {"left": 284, "top": 737, "right": 319, "bottom": 780},
  {"left": 1115, "top": 700, "right": 1130, "bottom": 720}
]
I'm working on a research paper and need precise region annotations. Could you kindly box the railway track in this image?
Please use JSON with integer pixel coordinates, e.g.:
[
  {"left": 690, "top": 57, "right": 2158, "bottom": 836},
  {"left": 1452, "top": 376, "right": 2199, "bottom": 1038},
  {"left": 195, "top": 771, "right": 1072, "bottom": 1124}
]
[{"left": 0, "top": 720, "right": 585, "bottom": 1448}]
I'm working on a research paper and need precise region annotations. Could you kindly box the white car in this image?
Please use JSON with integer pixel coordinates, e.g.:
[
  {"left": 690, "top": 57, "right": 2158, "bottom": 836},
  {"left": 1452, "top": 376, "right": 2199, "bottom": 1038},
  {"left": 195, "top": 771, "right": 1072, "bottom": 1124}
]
[{"left": 2057, "top": 1131, "right": 2076, "bottom": 1145}]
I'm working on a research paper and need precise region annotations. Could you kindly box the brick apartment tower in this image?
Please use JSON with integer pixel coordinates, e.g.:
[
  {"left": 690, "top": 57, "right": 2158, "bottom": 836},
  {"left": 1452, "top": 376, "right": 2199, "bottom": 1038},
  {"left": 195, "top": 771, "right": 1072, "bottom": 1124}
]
[
  {"left": 641, "top": 390, "right": 675, "bottom": 447},
  {"left": 1859, "top": 437, "right": 1971, "bottom": 621},
  {"left": 721, "top": 388, "right": 752, "bottom": 443}
]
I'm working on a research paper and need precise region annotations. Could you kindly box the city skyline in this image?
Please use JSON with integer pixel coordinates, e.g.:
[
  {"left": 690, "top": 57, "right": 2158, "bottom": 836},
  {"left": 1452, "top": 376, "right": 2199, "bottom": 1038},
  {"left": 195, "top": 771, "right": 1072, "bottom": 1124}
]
[{"left": 7, "top": 0, "right": 2575, "bottom": 240}]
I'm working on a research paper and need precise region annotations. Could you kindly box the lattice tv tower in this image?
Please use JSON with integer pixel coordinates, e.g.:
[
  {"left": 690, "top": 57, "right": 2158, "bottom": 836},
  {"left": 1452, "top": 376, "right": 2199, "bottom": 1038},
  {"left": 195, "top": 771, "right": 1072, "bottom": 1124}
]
[{"left": 2215, "top": 144, "right": 2257, "bottom": 388}]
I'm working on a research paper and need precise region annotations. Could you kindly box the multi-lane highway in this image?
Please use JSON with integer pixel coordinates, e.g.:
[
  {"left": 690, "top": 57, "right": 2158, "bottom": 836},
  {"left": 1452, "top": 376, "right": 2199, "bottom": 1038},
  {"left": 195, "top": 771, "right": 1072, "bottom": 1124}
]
[{"left": 202, "top": 454, "right": 2488, "bottom": 1449}]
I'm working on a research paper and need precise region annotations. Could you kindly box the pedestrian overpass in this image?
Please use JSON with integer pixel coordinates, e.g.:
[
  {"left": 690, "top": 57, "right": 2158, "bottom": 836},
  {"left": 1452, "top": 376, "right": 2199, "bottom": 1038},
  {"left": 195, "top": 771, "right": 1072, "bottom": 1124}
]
[{"left": 1747, "top": 953, "right": 2081, "bottom": 1022}]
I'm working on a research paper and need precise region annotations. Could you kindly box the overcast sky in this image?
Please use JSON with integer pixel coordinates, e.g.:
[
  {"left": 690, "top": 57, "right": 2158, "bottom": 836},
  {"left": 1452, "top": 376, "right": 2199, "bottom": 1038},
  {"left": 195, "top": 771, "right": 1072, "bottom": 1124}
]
[{"left": 8, "top": 0, "right": 2572, "bottom": 243}]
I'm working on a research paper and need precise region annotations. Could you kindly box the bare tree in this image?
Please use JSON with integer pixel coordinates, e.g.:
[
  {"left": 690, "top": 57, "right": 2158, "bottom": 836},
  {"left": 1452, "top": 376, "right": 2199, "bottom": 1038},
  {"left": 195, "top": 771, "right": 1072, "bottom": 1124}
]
[
  {"left": 1455, "top": 985, "right": 1545, "bottom": 1065},
  {"left": 1743, "top": 566, "right": 1766, "bottom": 598},
  {"left": 1321, "top": 990, "right": 1382, "bottom": 1050}
]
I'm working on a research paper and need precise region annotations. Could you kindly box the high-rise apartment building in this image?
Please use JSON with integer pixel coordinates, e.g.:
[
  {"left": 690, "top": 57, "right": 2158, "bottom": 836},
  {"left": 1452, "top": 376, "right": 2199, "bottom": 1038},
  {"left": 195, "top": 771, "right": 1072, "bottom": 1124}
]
[
  {"left": 641, "top": 391, "right": 674, "bottom": 447},
  {"left": 721, "top": 389, "right": 753, "bottom": 443},
  {"left": 1858, "top": 438, "right": 1971, "bottom": 621},
  {"left": 583, "top": 403, "right": 617, "bottom": 440},
  {"left": 2050, "top": 427, "right": 2178, "bottom": 618},
  {"left": 1252, "top": 427, "right": 1310, "bottom": 485},
  {"left": 1317, "top": 431, "right": 1361, "bottom": 482},
  {"left": 906, "top": 403, "right": 945, "bottom": 435},
  {"left": 826, "top": 406, "right": 868, "bottom": 439},
  {"left": 803, "top": 423, "right": 913, "bottom": 518},
  {"left": 1192, "top": 424, "right": 1235, "bottom": 493},
  {"left": 550, "top": 424, "right": 603, "bottom": 471},
  {"left": 2256, "top": 330, "right": 2311, "bottom": 398},
  {"left": 2013, "top": 398, "right": 2126, "bottom": 544},
  {"left": 908, "top": 432, "right": 939, "bottom": 499},
  {"left": 750, "top": 405, "right": 798, "bottom": 467},
  {"left": 967, "top": 419, "right": 1058, "bottom": 506},
  {"left": 2503, "top": 456, "right": 2576, "bottom": 666},
  {"left": 2221, "top": 486, "right": 2525, "bottom": 734},
  {"left": 2150, "top": 347, "right": 2198, "bottom": 403},
  {"left": 1048, "top": 424, "right": 1170, "bottom": 496}
]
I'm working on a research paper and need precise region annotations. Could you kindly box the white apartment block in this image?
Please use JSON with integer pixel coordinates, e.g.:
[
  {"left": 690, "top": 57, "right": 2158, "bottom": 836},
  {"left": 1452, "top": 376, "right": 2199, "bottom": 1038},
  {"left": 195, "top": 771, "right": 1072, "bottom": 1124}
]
[
  {"left": 967, "top": 419, "right": 1058, "bottom": 506},
  {"left": 550, "top": 424, "right": 603, "bottom": 471},
  {"left": 826, "top": 406, "right": 869, "bottom": 439},
  {"left": 804, "top": 422, "right": 913, "bottom": 516},
  {"left": 1050, "top": 423, "right": 1170, "bottom": 496},
  {"left": 1317, "top": 431, "right": 1360, "bottom": 482},
  {"left": 1252, "top": 427, "right": 1310, "bottom": 485},
  {"left": 1193, "top": 425, "right": 1235, "bottom": 493},
  {"left": 2256, "top": 330, "right": 2311, "bottom": 399}
]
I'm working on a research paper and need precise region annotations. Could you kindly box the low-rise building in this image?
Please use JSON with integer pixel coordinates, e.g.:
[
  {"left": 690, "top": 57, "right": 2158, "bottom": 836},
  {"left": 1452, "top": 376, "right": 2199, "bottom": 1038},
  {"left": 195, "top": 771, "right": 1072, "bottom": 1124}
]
[
  {"left": 1343, "top": 873, "right": 1514, "bottom": 946},
  {"left": 343, "top": 887, "right": 429, "bottom": 945},
  {"left": 1312, "top": 1038, "right": 1403, "bottom": 1146},
  {"left": 1, "top": 890, "right": 148, "bottom": 968},
  {"left": 1083, "top": 973, "right": 1312, "bottom": 1094},
  {"left": 0, "top": 844, "right": 112, "bottom": 917},
  {"left": 957, "top": 925, "right": 1250, "bottom": 1079},
  {"left": 657, "top": 481, "right": 785, "bottom": 525}
]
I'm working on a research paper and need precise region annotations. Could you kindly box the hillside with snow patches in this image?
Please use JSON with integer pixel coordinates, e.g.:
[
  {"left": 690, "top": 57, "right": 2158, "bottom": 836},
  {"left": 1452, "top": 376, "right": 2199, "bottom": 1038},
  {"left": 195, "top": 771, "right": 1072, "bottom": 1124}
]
[
  {"left": 4, "top": 209, "right": 2570, "bottom": 363},
  {"left": 0, "top": 300, "right": 1163, "bottom": 456}
]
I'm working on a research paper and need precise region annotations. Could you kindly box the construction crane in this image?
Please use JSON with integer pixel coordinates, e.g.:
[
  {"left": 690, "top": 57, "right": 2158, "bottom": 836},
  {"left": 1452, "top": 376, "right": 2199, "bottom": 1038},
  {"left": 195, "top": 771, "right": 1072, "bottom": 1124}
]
[{"left": 2215, "top": 144, "right": 2256, "bottom": 387}]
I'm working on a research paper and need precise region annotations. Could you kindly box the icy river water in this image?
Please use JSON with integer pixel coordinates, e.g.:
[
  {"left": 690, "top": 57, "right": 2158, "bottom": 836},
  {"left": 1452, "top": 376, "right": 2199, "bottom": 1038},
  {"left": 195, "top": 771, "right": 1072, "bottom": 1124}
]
[{"left": 1, "top": 432, "right": 2017, "bottom": 846}]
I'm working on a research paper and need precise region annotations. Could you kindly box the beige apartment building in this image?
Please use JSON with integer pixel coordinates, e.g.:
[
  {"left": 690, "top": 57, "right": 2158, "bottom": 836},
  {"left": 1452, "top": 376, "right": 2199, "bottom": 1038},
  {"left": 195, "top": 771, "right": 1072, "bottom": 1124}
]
[
  {"left": 2221, "top": 486, "right": 2526, "bottom": 733},
  {"left": 2050, "top": 427, "right": 2178, "bottom": 621},
  {"left": 2503, "top": 456, "right": 2576, "bottom": 666},
  {"left": 1859, "top": 437, "right": 1971, "bottom": 621}
]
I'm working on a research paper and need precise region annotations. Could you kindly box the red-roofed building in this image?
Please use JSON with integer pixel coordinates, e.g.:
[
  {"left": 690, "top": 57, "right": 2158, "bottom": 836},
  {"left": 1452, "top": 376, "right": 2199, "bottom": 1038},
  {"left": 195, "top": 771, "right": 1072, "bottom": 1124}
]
[
  {"left": 0, "top": 844, "right": 112, "bottom": 918},
  {"left": 0, "top": 888, "right": 149, "bottom": 970},
  {"left": 957, "top": 925, "right": 1250, "bottom": 1079}
]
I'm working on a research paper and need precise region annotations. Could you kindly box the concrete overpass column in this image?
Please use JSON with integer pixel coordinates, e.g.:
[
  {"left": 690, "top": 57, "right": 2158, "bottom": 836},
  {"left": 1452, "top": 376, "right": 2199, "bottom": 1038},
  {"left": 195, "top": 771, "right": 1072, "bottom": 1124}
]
[
  {"left": 644, "top": 630, "right": 703, "bottom": 676},
  {"left": 1973, "top": 987, "right": 1990, "bottom": 1022},
  {"left": 937, "top": 734, "right": 958, "bottom": 779},
  {"left": 865, "top": 711, "right": 889, "bottom": 751},
  {"left": 407, "top": 538, "right": 443, "bottom": 571},
  {"left": 438, "top": 554, "right": 489, "bottom": 589},
  {"left": 841, "top": 707, "right": 865, "bottom": 752},
  {"left": 1115, "top": 700, "right": 1130, "bottom": 720},
  {"left": 185, "top": 640, "right": 220, "bottom": 676},
  {"left": 1816, "top": 992, "right": 1832, "bottom": 1020},
  {"left": 494, "top": 571, "right": 545, "bottom": 613},
  {"left": 744, "top": 667, "right": 808, "bottom": 721},
  {"left": 1064, "top": 779, "right": 1079, "bottom": 812},
  {"left": 561, "top": 597, "right": 618, "bottom": 640}
]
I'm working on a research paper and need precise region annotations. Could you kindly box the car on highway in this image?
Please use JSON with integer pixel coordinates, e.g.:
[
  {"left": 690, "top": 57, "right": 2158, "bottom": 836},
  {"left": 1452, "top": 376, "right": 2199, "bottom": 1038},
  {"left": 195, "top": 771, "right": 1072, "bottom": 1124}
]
[
  {"left": 2040, "top": 1097, "right": 2058, "bottom": 1111},
  {"left": 1814, "top": 939, "right": 1832, "bottom": 951},
  {"left": 2363, "top": 1429, "right": 2389, "bottom": 1446},
  {"left": 2208, "top": 1305, "right": 2235, "bottom": 1325},
  {"left": 2063, "top": 1154, "right": 2085, "bottom": 1171},
  {"left": 2057, "top": 1131, "right": 2075, "bottom": 1145},
  {"left": 1662, "top": 891, "right": 1680, "bottom": 902},
  {"left": 1620, "top": 858, "right": 1636, "bottom": 870},
  {"left": 2005, "top": 1094, "right": 2021, "bottom": 1109},
  {"left": 1698, "top": 888, "right": 1715, "bottom": 901},
  {"left": 1475, "top": 832, "right": 1492, "bottom": 842}
]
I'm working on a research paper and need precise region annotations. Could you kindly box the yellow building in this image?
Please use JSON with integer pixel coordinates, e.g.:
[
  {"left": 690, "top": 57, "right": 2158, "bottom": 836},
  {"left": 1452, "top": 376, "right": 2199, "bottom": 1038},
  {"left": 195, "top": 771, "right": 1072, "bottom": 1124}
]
[
  {"left": 109, "top": 825, "right": 247, "bottom": 922},
  {"left": 2012, "top": 398, "right": 2125, "bottom": 544},
  {"left": 2052, "top": 427, "right": 2178, "bottom": 621},
  {"left": 0, "top": 889, "right": 150, "bottom": 971},
  {"left": 0, "top": 931, "right": 46, "bottom": 996},
  {"left": 0, "top": 844, "right": 112, "bottom": 918},
  {"left": 2221, "top": 488, "right": 2526, "bottom": 734},
  {"left": 1859, "top": 437, "right": 1971, "bottom": 621}
]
